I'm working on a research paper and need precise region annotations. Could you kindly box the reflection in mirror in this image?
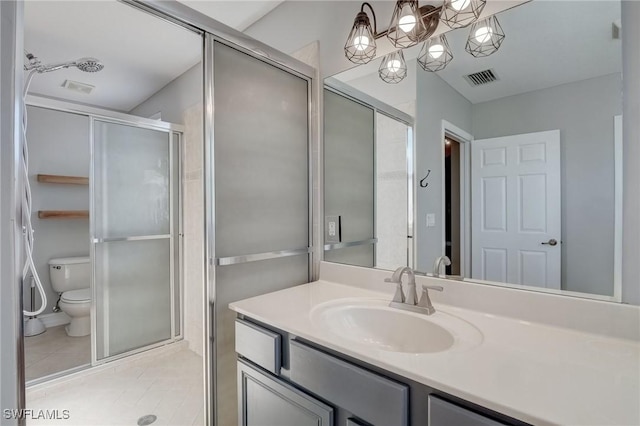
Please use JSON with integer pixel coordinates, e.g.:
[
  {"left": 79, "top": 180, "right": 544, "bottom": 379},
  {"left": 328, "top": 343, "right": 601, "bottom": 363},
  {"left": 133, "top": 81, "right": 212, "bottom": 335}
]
[
  {"left": 324, "top": 0, "right": 624, "bottom": 302},
  {"left": 324, "top": 87, "right": 413, "bottom": 270}
]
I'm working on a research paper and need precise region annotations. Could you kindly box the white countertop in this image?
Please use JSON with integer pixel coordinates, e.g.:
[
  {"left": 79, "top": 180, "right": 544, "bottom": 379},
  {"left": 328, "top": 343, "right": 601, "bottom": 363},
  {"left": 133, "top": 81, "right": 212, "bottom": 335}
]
[{"left": 229, "top": 280, "right": 640, "bottom": 426}]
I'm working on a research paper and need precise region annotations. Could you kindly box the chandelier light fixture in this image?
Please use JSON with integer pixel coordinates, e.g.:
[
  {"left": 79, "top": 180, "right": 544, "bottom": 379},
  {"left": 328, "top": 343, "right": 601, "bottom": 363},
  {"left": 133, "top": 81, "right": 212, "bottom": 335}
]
[
  {"left": 387, "top": 0, "right": 427, "bottom": 49},
  {"left": 464, "top": 15, "right": 505, "bottom": 57},
  {"left": 344, "top": 3, "right": 378, "bottom": 64},
  {"left": 344, "top": 0, "right": 506, "bottom": 83},
  {"left": 417, "top": 34, "right": 453, "bottom": 72},
  {"left": 440, "top": 0, "right": 486, "bottom": 29},
  {"left": 379, "top": 50, "right": 408, "bottom": 84}
]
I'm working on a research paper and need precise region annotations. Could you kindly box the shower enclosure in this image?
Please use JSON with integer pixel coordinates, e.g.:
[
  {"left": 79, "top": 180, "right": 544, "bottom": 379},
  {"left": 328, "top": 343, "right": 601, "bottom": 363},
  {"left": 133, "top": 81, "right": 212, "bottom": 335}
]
[{"left": 21, "top": 98, "right": 185, "bottom": 371}]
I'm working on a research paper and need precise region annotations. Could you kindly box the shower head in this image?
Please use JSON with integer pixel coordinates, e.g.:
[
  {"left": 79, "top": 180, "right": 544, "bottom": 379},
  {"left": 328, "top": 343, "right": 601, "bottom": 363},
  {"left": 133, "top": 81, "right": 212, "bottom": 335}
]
[
  {"left": 25, "top": 54, "right": 104, "bottom": 74},
  {"left": 75, "top": 57, "right": 104, "bottom": 73}
]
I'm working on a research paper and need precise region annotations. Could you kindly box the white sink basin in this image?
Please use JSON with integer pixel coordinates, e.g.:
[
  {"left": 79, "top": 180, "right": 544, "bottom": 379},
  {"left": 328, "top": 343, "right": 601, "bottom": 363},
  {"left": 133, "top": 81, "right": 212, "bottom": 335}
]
[{"left": 310, "top": 298, "right": 483, "bottom": 354}]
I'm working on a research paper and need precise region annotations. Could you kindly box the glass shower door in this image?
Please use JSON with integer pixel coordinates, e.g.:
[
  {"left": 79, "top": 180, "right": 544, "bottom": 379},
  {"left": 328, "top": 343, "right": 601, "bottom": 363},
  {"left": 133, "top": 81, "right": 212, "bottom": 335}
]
[{"left": 91, "top": 119, "right": 178, "bottom": 362}]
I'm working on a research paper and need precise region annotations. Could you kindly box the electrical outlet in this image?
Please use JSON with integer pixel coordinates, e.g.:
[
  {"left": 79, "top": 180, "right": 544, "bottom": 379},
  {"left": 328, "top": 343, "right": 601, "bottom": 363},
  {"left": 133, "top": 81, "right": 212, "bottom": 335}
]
[{"left": 325, "top": 215, "right": 341, "bottom": 243}]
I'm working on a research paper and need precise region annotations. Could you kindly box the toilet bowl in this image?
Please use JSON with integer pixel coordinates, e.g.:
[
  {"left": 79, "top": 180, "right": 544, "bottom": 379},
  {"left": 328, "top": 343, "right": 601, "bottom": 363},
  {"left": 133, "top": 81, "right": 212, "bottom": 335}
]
[
  {"left": 49, "top": 257, "right": 91, "bottom": 337},
  {"left": 58, "top": 288, "right": 91, "bottom": 337}
]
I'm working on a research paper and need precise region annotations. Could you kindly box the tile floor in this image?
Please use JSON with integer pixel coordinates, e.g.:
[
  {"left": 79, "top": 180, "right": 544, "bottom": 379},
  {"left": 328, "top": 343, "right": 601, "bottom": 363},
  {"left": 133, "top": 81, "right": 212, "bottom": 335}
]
[
  {"left": 25, "top": 325, "right": 91, "bottom": 382},
  {"left": 26, "top": 344, "right": 204, "bottom": 426}
]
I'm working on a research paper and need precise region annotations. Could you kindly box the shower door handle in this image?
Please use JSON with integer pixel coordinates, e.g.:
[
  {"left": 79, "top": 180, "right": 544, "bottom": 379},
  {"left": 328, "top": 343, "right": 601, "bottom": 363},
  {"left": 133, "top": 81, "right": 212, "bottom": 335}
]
[{"left": 92, "top": 235, "right": 171, "bottom": 244}]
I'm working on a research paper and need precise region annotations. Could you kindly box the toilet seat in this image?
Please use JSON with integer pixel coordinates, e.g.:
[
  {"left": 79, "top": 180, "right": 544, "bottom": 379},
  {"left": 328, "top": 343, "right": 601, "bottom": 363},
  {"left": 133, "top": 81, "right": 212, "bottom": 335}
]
[{"left": 61, "top": 288, "right": 91, "bottom": 304}]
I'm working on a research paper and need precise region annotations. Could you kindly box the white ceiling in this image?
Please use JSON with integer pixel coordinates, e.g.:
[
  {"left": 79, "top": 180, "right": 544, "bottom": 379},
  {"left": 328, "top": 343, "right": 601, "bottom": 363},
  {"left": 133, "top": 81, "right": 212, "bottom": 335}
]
[
  {"left": 24, "top": 0, "right": 282, "bottom": 112},
  {"left": 178, "top": 1, "right": 284, "bottom": 31},
  {"left": 337, "top": 0, "right": 622, "bottom": 105}
]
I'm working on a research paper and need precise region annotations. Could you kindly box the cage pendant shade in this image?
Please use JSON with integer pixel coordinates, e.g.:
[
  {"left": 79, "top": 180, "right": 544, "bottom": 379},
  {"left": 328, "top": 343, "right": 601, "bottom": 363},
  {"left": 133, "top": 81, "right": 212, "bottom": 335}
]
[
  {"left": 344, "top": 11, "right": 377, "bottom": 64},
  {"left": 379, "top": 50, "right": 407, "bottom": 84},
  {"left": 441, "top": 0, "right": 486, "bottom": 29},
  {"left": 387, "top": 0, "right": 426, "bottom": 49},
  {"left": 418, "top": 35, "right": 453, "bottom": 72},
  {"left": 465, "top": 15, "right": 505, "bottom": 57}
]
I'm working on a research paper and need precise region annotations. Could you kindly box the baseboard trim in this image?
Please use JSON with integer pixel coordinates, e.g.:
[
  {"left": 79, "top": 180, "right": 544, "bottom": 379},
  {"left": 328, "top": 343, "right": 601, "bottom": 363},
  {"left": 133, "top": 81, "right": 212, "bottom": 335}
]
[{"left": 37, "top": 312, "right": 70, "bottom": 328}]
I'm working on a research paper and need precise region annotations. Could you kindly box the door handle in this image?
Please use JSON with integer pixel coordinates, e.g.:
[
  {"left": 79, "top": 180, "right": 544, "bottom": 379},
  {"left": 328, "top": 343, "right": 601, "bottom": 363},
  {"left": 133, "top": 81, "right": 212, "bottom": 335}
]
[{"left": 541, "top": 239, "right": 558, "bottom": 246}]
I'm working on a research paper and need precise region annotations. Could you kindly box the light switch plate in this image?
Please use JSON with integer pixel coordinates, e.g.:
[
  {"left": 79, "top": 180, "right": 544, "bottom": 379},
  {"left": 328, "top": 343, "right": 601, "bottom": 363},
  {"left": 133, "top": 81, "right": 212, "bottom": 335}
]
[
  {"left": 426, "top": 213, "right": 436, "bottom": 227},
  {"left": 325, "top": 215, "right": 341, "bottom": 243}
]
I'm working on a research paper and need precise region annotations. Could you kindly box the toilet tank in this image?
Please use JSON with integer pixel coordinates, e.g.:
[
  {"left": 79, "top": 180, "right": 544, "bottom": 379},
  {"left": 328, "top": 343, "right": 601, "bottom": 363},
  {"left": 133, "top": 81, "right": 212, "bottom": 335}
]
[{"left": 48, "top": 256, "right": 90, "bottom": 293}]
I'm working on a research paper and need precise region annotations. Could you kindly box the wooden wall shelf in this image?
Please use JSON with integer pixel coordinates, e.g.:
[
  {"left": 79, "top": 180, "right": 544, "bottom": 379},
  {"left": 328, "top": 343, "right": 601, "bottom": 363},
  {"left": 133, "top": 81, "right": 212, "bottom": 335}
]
[
  {"left": 38, "top": 210, "right": 89, "bottom": 219},
  {"left": 37, "top": 174, "right": 89, "bottom": 185}
]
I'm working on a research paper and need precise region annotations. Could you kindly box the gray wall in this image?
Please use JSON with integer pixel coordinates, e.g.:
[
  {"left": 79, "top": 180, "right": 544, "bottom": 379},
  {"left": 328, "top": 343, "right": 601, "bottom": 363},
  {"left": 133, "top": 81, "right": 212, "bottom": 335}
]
[
  {"left": 415, "top": 65, "right": 472, "bottom": 273},
  {"left": 472, "top": 73, "right": 622, "bottom": 296},
  {"left": 129, "top": 63, "right": 202, "bottom": 124},
  {"left": 25, "top": 106, "right": 90, "bottom": 314}
]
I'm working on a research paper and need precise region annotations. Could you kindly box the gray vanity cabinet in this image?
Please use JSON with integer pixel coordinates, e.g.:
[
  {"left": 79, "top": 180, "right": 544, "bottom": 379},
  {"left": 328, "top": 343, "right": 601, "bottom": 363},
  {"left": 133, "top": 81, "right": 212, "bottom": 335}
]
[
  {"left": 237, "top": 360, "right": 333, "bottom": 426},
  {"left": 234, "top": 317, "right": 529, "bottom": 426}
]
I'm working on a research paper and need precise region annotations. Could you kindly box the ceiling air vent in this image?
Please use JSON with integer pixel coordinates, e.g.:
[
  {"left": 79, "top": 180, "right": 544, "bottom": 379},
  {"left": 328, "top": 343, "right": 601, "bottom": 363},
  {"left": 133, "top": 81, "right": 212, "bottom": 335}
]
[
  {"left": 62, "top": 80, "right": 94, "bottom": 95},
  {"left": 464, "top": 69, "right": 499, "bottom": 87}
]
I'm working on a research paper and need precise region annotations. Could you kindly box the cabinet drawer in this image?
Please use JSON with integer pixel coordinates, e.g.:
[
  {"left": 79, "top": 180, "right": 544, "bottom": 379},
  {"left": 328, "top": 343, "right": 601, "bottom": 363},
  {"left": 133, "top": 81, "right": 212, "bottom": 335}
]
[
  {"left": 238, "top": 360, "right": 333, "bottom": 426},
  {"left": 289, "top": 340, "right": 409, "bottom": 426},
  {"left": 428, "top": 395, "right": 509, "bottom": 426},
  {"left": 235, "top": 319, "right": 281, "bottom": 375}
]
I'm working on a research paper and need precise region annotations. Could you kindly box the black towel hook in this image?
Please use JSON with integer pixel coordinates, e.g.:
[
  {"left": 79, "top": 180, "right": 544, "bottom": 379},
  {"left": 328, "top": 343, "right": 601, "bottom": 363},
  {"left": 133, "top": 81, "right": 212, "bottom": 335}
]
[{"left": 419, "top": 170, "right": 431, "bottom": 188}]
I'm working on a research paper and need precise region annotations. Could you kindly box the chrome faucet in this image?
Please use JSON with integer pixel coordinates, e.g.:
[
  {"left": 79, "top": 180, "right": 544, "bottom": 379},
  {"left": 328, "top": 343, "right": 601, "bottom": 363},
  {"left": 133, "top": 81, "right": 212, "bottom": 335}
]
[
  {"left": 432, "top": 255, "right": 451, "bottom": 278},
  {"left": 384, "top": 266, "right": 416, "bottom": 304},
  {"left": 385, "top": 266, "right": 443, "bottom": 315}
]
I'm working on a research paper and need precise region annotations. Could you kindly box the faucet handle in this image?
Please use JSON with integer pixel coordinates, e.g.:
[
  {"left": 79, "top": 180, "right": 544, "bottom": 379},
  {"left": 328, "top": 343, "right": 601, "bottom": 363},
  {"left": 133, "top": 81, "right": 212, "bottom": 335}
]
[
  {"left": 422, "top": 284, "right": 443, "bottom": 292},
  {"left": 417, "top": 284, "right": 442, "bottom": 313},
  {"left": 385, "top": 278, "right": 405, "bottom": 303}
]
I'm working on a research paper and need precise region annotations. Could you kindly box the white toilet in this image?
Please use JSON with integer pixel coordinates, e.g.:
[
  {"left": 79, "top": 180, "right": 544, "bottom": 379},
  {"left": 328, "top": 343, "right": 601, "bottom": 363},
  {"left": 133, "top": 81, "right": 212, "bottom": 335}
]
[{"left": 49, "top": 256, "right": 91, "bottom": 337}]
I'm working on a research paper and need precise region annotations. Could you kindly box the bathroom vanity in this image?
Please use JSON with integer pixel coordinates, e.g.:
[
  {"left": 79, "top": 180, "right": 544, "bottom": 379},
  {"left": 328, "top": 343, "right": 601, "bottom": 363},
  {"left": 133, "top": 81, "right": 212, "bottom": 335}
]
[
  {"left": 234, "top": 317, "right": 526, "bottom": 426},
  {"left": 230, "top": 263, "right": 640, "bottom": 426}
]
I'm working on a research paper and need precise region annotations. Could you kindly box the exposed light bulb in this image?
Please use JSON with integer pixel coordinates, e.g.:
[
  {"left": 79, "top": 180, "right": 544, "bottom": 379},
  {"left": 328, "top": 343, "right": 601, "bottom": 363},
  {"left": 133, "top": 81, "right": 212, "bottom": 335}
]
[
  {"left": 353, "top": 35, "right": 370, "bottom": 51},
  {"left": 428, "top": 44, "right": 444, "bottom": 59},
  {"left": 387, "top": 59, "right": 402, "bottom": 74},
  {"left": 450, "top": 0, "right": 471, "bottom": 12},
  {"left": 474, "top": 26, "right": 493, "bottom": 43},
  {"left": 398, "top": 13, "right": 416, "bottom": 33}
]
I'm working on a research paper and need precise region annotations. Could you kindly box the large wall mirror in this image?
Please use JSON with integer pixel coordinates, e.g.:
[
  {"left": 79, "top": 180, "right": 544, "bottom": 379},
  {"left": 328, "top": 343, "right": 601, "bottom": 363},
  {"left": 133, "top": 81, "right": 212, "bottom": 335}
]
[{"left": 324, "top": 0, "right": 625, "bottom": 302}]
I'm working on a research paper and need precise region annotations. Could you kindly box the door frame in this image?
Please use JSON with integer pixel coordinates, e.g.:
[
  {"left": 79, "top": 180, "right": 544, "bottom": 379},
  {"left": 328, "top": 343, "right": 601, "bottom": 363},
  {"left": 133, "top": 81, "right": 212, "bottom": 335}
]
[{"left": 440, "top": 120, "right": 472, "bottom": 278}]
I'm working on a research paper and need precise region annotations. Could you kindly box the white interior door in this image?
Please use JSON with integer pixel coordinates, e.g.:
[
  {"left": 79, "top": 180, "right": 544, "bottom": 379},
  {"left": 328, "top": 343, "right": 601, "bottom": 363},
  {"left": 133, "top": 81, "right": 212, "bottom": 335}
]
[{"left": 471, "top": 130, "right": 561, "bottom": 288}]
